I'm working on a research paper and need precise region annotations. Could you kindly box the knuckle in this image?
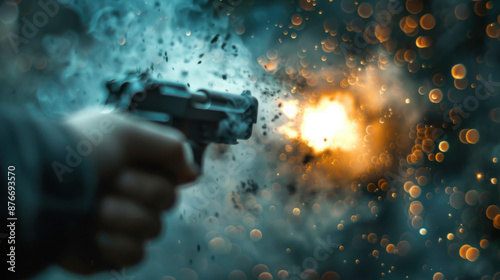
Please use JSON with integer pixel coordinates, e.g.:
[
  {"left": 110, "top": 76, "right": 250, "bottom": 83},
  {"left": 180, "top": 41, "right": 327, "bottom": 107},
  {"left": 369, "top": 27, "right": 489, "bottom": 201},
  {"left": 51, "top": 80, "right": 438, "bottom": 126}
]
[
  {"left": 150, "top": 179, "right": 168, "bottom": 197},
  {"left": 141, "top": 216, "right": 162, "bottom": 239},
  {"left": 170, "top": 141, "right": 185, "bottom": 159},
  {"left": 146, "top": 180, "right": 171, "bottom": 207}
]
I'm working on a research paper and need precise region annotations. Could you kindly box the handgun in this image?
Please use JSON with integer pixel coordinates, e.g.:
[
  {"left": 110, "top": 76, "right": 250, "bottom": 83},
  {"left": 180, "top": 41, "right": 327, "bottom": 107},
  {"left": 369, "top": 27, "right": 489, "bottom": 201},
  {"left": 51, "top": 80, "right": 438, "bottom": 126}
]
[{"left": 104, "top": 72, "right": 258, "bottom": 166}]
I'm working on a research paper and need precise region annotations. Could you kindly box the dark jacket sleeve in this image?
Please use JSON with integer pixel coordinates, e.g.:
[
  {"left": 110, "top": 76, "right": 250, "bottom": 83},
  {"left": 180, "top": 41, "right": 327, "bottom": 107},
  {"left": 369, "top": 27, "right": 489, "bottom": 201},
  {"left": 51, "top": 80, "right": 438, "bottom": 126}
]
[{"left": 0, "top": 106, "right": 98, "bottom": 279}]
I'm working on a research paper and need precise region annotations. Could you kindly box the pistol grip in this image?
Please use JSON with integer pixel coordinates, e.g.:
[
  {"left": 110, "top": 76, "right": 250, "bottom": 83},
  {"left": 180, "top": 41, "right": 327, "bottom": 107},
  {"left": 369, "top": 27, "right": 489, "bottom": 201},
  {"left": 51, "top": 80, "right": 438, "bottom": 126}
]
[{"left": 188, "top": 141, "right": 207, "bottom": 168}]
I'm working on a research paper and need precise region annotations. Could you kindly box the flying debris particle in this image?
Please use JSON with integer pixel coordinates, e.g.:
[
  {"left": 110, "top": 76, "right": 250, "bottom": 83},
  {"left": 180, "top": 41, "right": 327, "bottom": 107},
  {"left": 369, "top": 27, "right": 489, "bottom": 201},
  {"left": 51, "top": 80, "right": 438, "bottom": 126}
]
[
  {"left": 211, "top": 34, "right": 220, "bottom": 44},
  {"left": 239, "top": 180, "right": 260, "bottom": 195},
  {"left": 455, "top": 4, "right": 470, "bottom": 20},
  {"left": 358, "top": 3, "right": 373, "bottom": 18},
  {"left": 451, "top": 64, "right": 467, "bottom": 79},
  {"left": 494, "top": 215, "right": 500, "bottom": 229},
  {"left": 312, "top": 204, "right": 321, "bottom": 213},
  {"left": 231, "top": 195, "right": 241, "bottom": 209},
  {"left": 286, "top": 184, "right": 297, "bottom": 195},
  {"left": 277, "top": 270, "right": 289, "bottom": 279},
  {"left": 466, "top": 129, "right": 480, "bottom": 144},
  {"left": 420, "top": 14, "right": 436, "bottom": 30},
  {"left": 450, "top": 191, "right": 465, "bottom": 209},
  {"left": 486, "top": 23, "right": 500, "bottom": 38},
  {"left": 410, "top": 201, "right": 424, "bottom": 215},
  {"left": 439, "top": 141, "right": 449, "bottom": 152},
  {"left": 486, "top": 205, "right": 499, "bottom": 220},
  {"left": 459, "top": 245, "right": 471, "bottom": 259},
  {"left": 209, "top": 237, "right": 227, "bottom": 253},
  {"left": 433, "top": 272, "right": 444, "bottom": 280},
  {"left": 397, "top": 241, "right": 411, "bottom": 256},
  {"left": 291, "top": 14, "right": 303, "bottom": 26},
  {"left": 386, "top": 244, "right": 396, "bottom": 254},
  {"left": 252, "top": 264, "right": 270, "bottom": 278},
  {"left": 228, "top": 270, "right": 246, "bottom": 280},
  {"left": 465, "top": 247, "right": 480, "bottom": 262},
  {"left": 250, "top": 229, "right": 262, "bottom": 242},
  {"left": 409, "top": 185, "right": 421, "bottom": 198},
  {"left": 429, "top": 89, "right": 443, "bottom": 103},
  {"left": 406, "top": 0, "right": 423, "bottom": 14},
  {"left": 258, "top": 272, "right": 273, "bottom": 280},
  {"left": 480, "top": 239, "right": 489, "bottom": 249},
  {"left": 303, "top": 154, "right": 313, "bottom": 164}
]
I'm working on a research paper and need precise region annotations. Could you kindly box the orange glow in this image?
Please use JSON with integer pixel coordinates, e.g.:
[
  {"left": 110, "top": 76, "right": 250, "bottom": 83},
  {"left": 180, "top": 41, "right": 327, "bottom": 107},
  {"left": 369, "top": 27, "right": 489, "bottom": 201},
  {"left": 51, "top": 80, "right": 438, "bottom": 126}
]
[
  {"left": 282, "top": 101, "right": 299, "bottom": 119},
  {"left": 279, "top": 96, "right": 360, "bottom": 153},
  {"left": 300, "top": 99, "right": 358, "bottom": 151}
]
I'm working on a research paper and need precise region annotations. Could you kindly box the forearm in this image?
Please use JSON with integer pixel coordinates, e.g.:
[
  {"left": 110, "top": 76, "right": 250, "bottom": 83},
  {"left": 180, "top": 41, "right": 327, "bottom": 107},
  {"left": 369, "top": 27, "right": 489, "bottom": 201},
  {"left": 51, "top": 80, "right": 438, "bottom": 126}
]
[{"left": 0, "top": 107, "right": 98, "bottom": 278}]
